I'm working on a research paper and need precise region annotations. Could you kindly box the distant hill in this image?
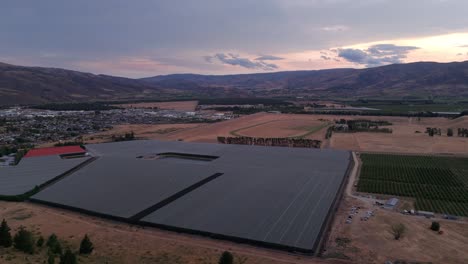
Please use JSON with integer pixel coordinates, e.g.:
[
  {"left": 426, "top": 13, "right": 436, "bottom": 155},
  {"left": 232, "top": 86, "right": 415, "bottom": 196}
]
[
  {"left": 1, "top": 60, "right": 468, "bottom": 105},
  {"left": 0, "top": 62, "right": 173, "bottom": 105},
  {"left": 142, "top": 61, "right": 468, "bottom": 99}
]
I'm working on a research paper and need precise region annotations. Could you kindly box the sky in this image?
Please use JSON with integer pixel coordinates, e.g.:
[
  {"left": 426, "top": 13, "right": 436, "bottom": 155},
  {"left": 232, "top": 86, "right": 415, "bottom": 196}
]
[{"left": 1, "top": 0, "right": 468, "bottom": 78}]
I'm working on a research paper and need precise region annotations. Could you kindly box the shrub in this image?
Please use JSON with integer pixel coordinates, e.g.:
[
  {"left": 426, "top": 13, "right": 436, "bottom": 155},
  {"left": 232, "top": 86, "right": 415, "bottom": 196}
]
[
  {"left": 60, "top": 249, "right": 77, "bottom": 264},
  {"left": 79, "top": 234, "right": 94, "bottom": 254},
  {"left": 47, "top": 251, "right": 56, "bottom": 264},
  {"left": 430, "top": 221, "right": 440, "bottom": 231},
  {"left": 0, "top": 219, "right": 13, "bottom": 248},
  {"left": 13, "top": 227, "right": 35, "bottom": 254},
  {"left": 391, "top": 223, "right": 406, "bottom": 240},
  {"left": 218, "top": 251, "right": 234, "bottom": 264},
  {"left": 36, "top": 236, "right": 44, "bottom": 247}
]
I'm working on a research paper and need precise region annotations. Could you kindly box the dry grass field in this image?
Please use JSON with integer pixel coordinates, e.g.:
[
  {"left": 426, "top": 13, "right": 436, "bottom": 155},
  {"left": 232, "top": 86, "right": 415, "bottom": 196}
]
[
  {"left": 231, "top": 119, "right": 329, "bottom": 138},
  {"left": 163, "top": 113, "right": 468, "bottom": 154},
  {"left": 115, "top": 100, "right": 198, "bottom": 111},
  {"left": 325, "top": 195, "right": 468, "bottom": 264},
  {"left": 82, "top": 123, "right": 205, "bottom": 144},
  {"left": 330, "top": 116, "right": 468, "bottom": 154},
  {"left": 0, "top": 201, "right": 349, "bottom": 264},
  {"left": 164, "top": 113, "right": 333, "bottom": 142},
  {"left": 51, "top": 112, "right": 468, "bottom": 154},
  {"left": 66, "top": 113, "right": 468, "bottom": 153}
]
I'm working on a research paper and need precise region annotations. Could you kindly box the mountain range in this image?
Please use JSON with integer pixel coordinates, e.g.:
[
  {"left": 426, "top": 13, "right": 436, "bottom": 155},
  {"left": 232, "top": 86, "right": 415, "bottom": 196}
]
[{"left": 1, "top": 60, "right": 468, "bottom": 105}]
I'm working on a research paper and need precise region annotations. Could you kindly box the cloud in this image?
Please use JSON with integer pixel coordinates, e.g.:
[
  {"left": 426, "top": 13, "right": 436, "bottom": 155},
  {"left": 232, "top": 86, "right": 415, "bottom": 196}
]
[
  {"left": 321, "top": 25, "right": 349, "bottom": 32},
  {"left": 319, "top": 50, "right": 337, "bottom": 61},
  {"left": 254, "top": 55, "right": 284, "bottom": 61},
  {"left": 458, "top": 45, "right": 468, "bottom": 47},
  {"left": 205, "top": 53, "right": 279, "bottom": 70},
  {"left": 337, "top": 44, "right": 419, "bottom": 67},
  {"left": 457, "top": 53, "right": 463, "bottom": 56},
  {"left": 202, "top": 55, "right": 213, "bottom": 63}
]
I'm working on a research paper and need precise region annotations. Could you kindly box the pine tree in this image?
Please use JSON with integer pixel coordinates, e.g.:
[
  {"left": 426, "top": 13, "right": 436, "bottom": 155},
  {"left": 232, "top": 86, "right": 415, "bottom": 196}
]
[
  {"left": 79, "top": 234, "right": 94, "bottom": 254},
  {"left": 47, "top": 234, "right": 62, "bottom": 255},
  {"left": 218, "top": 251, "right": 234, "bottom": 264},
  {"left": 59, "top": 249, "right": 77, "bottom": 264},
  {"left": 13, "top": 227, "right": 35, "bottom": 254},
  {"left": 447, "top": 128, "right": 453, "bottom": 137},
  {"left": 0, "top": 219, "right": 13, "bottom": 248}
]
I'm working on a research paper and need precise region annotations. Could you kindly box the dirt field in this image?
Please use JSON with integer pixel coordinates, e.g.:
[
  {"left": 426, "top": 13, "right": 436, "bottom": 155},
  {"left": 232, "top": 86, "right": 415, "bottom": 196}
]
[
  {"left": 0, "top": 201, "right": 348, "bottom": 264},
  {"left": 115, "top": 100, "right": 198, "bottom": 111},
  {"left": 330, "top": 116, "right": 468, "bottom": 154},
  {"left": 164, "top": 113, "right": 468, "bottom": 154},
  {"left": 165, "top": 113, "right": 333, "bottom": 142},
  {"left": 73, "top": 114, "right": 468, "bottom": 153},
  {"left": 232, "top": 119, "right": 329, "bottom": 138},
  {"left": 83, "top": 123, "right": 205, "bottom": 144},
  {"left": 324, "top": 195, "right": 468, "bottom": 264}
]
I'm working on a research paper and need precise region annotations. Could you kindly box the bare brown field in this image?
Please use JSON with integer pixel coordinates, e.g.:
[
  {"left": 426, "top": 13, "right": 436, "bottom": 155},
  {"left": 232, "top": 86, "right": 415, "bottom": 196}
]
[
  {"left": 39, "top": 113, "right": 468, "bottom": 153},
  {"left": 324, "top": 195, "right": 468, "bottom": 264},
  {"left": 165, "top": 113, "right": 333, "bottom": 142},
  {"left": 330, "top": 116, "right": 468, "bottom": 154},
  {"left": 165, "top": 113, "right": 468, "bottom": 154},
  {"left": 233, "top": 119, "right": 329, "bottom": 138},
  {"left": 115, "top": 100, "right": 198, "bottom": 111},
  {"left": 83, "top": 123, "right": 205, "bottom": 144},
  {"left": 0, "top": 201, "right": 348, "bottom": 264}
]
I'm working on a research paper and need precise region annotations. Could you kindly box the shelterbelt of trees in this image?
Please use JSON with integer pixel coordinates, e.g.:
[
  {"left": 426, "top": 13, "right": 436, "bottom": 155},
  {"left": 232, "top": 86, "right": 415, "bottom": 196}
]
[{"left": 217, "top": 136, "right": 322, "bottom": 148}]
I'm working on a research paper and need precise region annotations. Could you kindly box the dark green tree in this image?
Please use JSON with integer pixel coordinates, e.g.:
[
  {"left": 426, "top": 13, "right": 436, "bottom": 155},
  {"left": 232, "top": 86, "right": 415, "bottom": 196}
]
[
  {"left": 47, "top": 250, "right": 56, "bottom": 264},
  {"left": 447, "top": 128, "right": 453, "bottom": 137},
  {"left": 79, "top": 234, "right": 94, "bottom": 254},
  {"left": 218, "top": 251, "right": 234, "bottom": 264},
  {"left": 46, "top": 234, "right": 58, "bottom": 248},
  {"left": 430, "top": 221, "right": 440, "bottom": 231},
  {"left": 428, "top": 129, "right": 434, "bottom": 137},
  {"left": 13, "top": 227, "right": 35, "bottom": 254},
  {"left": 59, "top": 249, "right": 77, "bottom": 264},
  {"left": 47, "top": 234, "right": 62, "bottom": 255},
  {"left": 36, "top": 236, "right": 44, "bottom": 247},
  {"left": 0, "top": 219, "right": 13, "bottom": 247}
]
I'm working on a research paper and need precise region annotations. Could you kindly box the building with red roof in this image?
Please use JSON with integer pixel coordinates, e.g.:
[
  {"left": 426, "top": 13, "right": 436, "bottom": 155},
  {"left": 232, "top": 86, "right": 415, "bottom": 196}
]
[{"left": 24, "top": 146, "right": 86, "bottom": 158}]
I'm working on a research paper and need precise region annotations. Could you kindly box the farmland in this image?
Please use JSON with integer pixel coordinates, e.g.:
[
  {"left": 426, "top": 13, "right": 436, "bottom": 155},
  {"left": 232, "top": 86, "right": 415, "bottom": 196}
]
[
  {"left": 357, "top": 153, "right": 468, "bottom": 216},
  {"left": 230, "top": 119, "right": 330, "bottom": 138}
]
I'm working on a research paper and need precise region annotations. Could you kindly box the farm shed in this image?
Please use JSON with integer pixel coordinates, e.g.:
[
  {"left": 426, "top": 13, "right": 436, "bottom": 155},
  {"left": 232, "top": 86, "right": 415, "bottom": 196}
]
[
  {"left": 24, "top": 145, "right": 86, "bottom": 158},
  {"left": 417, "top": 211, "right": 435, "bottom": 218},
  {"left": 384, "top": 198, "right": 399, "bottom": 209}
]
